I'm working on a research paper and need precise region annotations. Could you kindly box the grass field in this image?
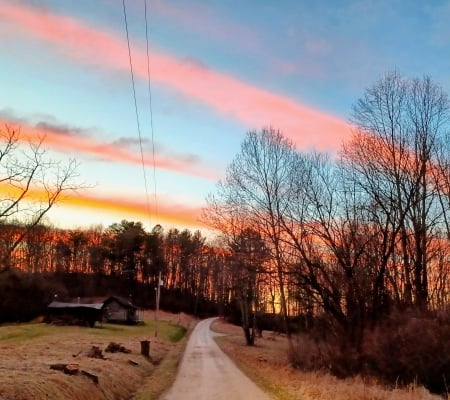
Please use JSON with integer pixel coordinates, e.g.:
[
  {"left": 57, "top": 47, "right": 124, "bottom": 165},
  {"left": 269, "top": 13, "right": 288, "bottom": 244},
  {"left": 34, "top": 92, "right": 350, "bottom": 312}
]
[
  {"left": 0, "top": 311, "right": 195, "bottom": 400},
  {"left": 211, "top": 318, "right": 441, "bottom": 400}
]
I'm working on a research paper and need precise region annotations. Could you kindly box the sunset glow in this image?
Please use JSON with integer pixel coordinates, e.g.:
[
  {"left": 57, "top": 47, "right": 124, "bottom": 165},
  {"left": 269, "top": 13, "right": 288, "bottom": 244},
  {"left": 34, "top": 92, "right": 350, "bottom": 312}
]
[
  {"left": 58, "top": 192, "right": 203, "bottom": 229},
  {"left": 0, "top": 181, "right": 202, "bottom": 229}
]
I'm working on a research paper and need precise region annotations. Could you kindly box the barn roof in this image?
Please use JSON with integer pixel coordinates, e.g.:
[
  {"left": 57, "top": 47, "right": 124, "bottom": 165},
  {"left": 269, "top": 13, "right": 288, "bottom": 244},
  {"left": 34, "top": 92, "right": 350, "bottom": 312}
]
[
  {"left": 47, "top": 296, "right": 138, "bottom": 310},
  {"left": 48, "top": 301, "right": 103, "bottom": 310},
  {"left": 104, "top": 296, "right": 138, "bottom": 309}
]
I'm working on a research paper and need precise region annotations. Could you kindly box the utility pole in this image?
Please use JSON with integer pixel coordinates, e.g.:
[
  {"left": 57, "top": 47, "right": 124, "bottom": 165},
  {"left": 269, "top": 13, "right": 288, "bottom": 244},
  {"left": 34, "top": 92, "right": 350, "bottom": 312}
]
[{"left": 155, "top": 271, "right": 162, "bottom": 337}]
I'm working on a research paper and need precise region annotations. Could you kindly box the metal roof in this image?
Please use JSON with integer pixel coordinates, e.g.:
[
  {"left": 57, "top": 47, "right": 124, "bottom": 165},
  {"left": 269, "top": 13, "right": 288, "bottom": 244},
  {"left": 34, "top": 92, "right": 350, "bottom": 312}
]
[
  {"left": 48, "top": 296, "right": 138, "bottom": 310},
  {"left": 104, "top": 296, "right": 137, "bottom": 309},
  {"left": 47, "top": 301, "right": 103, "bottom": 310}
]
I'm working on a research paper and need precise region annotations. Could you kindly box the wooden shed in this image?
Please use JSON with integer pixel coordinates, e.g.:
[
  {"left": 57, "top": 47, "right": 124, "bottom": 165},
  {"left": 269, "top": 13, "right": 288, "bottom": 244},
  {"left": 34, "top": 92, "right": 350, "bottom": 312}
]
[
  {"left": 102, "top": 296, "right": 143, "bottom": 324},
  {"left": 46, "top": 296, "right": 142, "bottom": 327}
]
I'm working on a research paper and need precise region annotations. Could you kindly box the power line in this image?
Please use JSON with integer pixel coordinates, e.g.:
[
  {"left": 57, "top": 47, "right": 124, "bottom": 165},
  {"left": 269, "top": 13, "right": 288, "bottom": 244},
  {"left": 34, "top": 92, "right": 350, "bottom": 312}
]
[
  {"left": 144, "top": 0, "right": 162, "bottom": 335},
  {"left": 122, "top": 0, "right": 152, "bottom": 227},
  {"left": 144, "top": 0, "right": 159, "bottom": 223}
]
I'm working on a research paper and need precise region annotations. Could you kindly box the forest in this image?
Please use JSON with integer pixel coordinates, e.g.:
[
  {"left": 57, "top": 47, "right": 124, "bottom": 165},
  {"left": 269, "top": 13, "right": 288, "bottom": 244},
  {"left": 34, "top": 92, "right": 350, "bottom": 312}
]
[
  {"left": 0, "top": 222, "right": 226, "bottom": 320},
  {"left": 2, "top": 72, "right": 450, "bottom": 394}
]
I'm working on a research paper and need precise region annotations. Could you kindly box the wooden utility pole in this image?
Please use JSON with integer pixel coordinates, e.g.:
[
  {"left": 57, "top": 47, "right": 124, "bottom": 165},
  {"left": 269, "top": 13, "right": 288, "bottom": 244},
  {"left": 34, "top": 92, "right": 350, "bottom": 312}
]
[{"left": 155, "top": 271, "right": 162, "bottom": 337}]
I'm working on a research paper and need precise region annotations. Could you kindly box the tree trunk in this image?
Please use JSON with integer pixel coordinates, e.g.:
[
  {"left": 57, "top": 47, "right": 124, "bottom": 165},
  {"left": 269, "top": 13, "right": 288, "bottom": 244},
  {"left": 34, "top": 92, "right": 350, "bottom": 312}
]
[{"left": 140, "top": 340, "right": 150, "bottom": 357}]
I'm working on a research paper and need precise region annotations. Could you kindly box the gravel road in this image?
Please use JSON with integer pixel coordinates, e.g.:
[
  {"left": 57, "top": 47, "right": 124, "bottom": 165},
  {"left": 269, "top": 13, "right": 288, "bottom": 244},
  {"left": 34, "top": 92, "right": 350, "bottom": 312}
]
[{"left": 160, "top": 317, "right": 273, "bottom": 400}]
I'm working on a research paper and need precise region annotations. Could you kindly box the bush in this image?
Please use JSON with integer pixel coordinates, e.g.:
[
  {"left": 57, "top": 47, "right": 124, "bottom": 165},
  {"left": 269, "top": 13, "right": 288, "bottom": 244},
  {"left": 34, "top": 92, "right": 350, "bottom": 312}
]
[
  {"left": 291, "top": 310, "right": 450, "bottom": 395},
  {"left": 363, "top": 310, "right": 450, "bottom": 394},
  {"left": 290, "top": 330, "right": 361, "bottom": 377}
]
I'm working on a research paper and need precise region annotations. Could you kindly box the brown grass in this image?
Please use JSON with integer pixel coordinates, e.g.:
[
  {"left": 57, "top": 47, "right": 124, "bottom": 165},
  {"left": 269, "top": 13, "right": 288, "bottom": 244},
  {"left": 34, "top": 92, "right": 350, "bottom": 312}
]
[
  {"left": 0, "top": 311, "right": 196, "bottom": 400},
  {"left": 211, "top": 318, "right": 441, "bottom": 400}
]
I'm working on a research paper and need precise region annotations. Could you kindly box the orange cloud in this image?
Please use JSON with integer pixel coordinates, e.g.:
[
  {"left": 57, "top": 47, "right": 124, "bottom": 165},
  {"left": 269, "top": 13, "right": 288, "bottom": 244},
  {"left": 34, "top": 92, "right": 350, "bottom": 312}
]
[
  {"left": 0, "top": 116, "right": 218, "bottom": 181},
  {"left": 60, "top": 191, "right": 203, "bottom": 229},
  {"left": 0, "top": 181, "right": 203, "bottom": 229},
  {"left": 1, "top": 3, "right": 352, "bottom": 151}
]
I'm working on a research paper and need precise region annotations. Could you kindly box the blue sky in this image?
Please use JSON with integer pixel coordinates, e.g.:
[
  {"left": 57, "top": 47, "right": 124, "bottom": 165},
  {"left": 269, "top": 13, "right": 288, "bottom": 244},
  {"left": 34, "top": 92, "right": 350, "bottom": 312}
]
[{"left": 0, "top": 0, "right": 449, "bottom": 234}]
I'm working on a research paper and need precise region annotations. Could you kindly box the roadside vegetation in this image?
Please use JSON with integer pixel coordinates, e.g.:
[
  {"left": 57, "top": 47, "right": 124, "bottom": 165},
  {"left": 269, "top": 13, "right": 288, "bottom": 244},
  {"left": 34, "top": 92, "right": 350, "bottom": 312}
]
[{"left": 212, "top": 318, "right": 440, "bottom": 400}]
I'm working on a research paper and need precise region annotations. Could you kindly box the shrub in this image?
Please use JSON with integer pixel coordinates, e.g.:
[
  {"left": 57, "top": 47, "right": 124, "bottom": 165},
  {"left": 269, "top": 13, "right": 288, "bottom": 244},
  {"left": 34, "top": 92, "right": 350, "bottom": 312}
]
[
  {"left": 291, "top": 310, "right": 450, "bottom": 395},
  {"left": 291, "top": 331, "right": 362, "bottom": 377},
  {"left": 363, "top": 310, "right": 450, "bottom": 394}
]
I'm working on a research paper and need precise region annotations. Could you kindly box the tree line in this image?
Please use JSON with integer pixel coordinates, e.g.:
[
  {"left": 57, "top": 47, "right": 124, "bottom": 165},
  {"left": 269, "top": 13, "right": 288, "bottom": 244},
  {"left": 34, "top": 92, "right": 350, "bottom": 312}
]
[{"left": 0, "top": 221, "right": 234, "bottom": 319}]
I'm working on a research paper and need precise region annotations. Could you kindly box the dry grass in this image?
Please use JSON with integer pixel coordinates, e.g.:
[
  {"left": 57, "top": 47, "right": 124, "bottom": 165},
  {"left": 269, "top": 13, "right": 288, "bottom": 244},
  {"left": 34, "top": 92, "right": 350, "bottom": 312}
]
[
  {"left": 132, "top": 332, "right": 190, "bottom": 400},
  {"left": 211, "top": 318, "right": 441, "bottom": 400},
  {"left": 0, "top": 311, "right": 196, "bottom": 400}
]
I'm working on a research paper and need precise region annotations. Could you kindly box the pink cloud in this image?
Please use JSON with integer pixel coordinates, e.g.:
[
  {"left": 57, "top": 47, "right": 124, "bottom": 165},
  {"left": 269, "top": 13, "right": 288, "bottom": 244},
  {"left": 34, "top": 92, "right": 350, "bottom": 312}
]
[
  {"left": 0, "top": 3, "right": 352, "bottom": 151},
  {"left": 0, "top": 116, "right": 218, "bottom": 181}
]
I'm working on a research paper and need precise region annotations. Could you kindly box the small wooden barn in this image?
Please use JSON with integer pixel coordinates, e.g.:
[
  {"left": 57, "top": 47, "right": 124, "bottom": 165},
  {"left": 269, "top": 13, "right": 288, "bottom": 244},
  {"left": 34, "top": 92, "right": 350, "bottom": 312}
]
[
  {"left": 46, "top": 296, "right": 142, "bottom": 327},
  {"left": 102, "top": 296, "right": 142, "bottom": 324}
]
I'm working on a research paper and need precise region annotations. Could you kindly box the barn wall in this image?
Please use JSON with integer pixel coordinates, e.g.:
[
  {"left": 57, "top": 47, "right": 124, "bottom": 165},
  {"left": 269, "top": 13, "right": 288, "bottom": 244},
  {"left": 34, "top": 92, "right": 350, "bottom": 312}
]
[{"left": 103, "top": 299, "right": 128, "bottom": 322}]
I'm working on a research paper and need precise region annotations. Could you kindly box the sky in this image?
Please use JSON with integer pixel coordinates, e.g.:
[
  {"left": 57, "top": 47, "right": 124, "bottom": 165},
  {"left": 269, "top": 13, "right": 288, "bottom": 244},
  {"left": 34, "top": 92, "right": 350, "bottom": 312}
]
[{"left": 0, "top": 0, "right": 449, "bottom": 235}]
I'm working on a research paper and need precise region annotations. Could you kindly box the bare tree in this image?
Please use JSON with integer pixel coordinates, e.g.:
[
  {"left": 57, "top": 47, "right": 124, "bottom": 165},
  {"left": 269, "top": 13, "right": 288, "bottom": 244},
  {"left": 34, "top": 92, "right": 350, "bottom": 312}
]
[
  {"left": 280, "top": 152, "right": 380, "bottom": 347},
  {"left": 0, "top": 124, "right": 86, "bottom": 269},
  {"left": 228, "top": 228, "right": 269, "bottom": 345},
  {"left": 204, "top": 127, "right": 300, "bottom": 349},
  {"left": 345, "top": 72, "right": 450, "bottom": 310}
]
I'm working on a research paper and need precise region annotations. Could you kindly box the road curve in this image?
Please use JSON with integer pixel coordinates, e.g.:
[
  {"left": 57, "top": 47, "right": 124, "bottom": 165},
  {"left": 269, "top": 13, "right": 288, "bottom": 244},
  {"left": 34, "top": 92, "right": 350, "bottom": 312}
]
[{"left": 160, "top": 317, "right": 273, "bottom": 400}]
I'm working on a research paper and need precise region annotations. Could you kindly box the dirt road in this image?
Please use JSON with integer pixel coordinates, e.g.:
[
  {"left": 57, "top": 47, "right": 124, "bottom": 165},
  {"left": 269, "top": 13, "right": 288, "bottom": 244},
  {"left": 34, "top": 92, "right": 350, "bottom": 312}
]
[{"left": 160, "top": 317, "right": 273, "bottom": 400}]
